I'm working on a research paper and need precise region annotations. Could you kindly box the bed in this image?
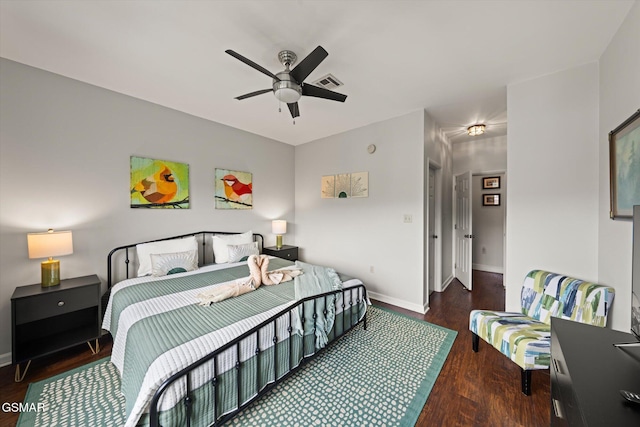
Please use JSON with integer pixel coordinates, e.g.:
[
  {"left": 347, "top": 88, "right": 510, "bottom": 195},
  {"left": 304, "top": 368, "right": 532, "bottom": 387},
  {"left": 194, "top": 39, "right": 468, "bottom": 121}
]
[{"left": 102, "top": 231, "right": 368, "bottom": 427}]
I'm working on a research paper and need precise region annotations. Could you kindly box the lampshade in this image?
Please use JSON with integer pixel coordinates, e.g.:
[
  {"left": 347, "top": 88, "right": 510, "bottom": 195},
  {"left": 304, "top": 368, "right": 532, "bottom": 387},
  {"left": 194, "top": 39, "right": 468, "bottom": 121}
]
[
  {"left": 28, "top": 230, "right": 73, "bottom": 259},
  {"left": 272, "top": 220, "right": 287, "bottom": 235},
  {"left": 467, "top": 124, "right": 486, "bottom": 136},
  {"left": 27, "top": 229, "right": 73, "bottom": 287}
]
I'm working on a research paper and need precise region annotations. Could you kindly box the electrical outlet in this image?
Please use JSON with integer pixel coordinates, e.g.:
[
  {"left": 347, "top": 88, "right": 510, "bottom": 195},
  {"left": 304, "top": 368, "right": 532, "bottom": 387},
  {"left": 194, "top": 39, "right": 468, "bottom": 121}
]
[{"left": 403, "top": 214, "right": 412, "bottom": 223}]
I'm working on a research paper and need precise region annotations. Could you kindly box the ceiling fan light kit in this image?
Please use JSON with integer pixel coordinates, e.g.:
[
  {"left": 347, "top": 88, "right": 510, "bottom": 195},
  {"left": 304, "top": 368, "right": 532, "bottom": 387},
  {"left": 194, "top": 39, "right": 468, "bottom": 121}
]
[
  {"left": 273, "top": 75, "right": 302, "bottom": 103},
  {"left": 467, "top": 124, "right": 486, "bottom": 136},
  {"left": 226, "top": 46, "right": 347, "bottom": 121},
  {"left": 274, "top": 85, "right": 301, "bottom": 103}
]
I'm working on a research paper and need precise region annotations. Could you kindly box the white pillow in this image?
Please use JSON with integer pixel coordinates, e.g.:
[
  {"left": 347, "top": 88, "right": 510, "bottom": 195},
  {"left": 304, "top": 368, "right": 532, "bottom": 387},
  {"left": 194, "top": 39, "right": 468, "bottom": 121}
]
[
  {"left": 136, "top": 236, "right": 198, "bottom": 276},
  {"left": 150, "top": 250, "right": 198, "bottom": 277},
  {"left": 212, "top": 231, "right": 253, "bottom": 263},
  {"left": 227, "top": 242, "right": 259, "bottom": 263}
]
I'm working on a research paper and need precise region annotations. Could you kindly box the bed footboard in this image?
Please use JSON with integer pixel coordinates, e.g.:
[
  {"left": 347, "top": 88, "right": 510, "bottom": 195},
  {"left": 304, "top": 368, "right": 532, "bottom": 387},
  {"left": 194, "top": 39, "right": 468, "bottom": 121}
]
[{"left": 149, "top": 284, "right": 368, "bottom": 427}]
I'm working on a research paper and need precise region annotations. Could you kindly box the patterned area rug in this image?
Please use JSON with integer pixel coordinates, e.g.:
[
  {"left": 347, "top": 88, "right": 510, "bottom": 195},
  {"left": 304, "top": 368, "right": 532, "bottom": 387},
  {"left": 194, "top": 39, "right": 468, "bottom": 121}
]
[{"left": 18, "top": 306, "right": 456, "bottom": 427}]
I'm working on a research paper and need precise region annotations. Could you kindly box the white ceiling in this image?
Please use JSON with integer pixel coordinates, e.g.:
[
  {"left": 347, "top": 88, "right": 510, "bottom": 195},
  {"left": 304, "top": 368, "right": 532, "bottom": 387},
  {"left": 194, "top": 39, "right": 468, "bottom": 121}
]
[{"left": 0, "top": 1, "right": 634, "bottom": 145}]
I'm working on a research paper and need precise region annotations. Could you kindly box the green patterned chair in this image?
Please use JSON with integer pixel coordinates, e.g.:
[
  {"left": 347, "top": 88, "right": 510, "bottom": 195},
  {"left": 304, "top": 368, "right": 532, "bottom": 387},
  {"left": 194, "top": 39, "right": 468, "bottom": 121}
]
[{"left": 469, "top": 270, "right": 615, "bottom": 395}]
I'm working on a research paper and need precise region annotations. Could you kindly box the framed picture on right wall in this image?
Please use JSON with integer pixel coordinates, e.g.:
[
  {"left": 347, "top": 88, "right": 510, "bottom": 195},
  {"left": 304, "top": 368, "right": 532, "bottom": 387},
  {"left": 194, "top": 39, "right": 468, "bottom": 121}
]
[{"left": 609, "top": 108, "right": 640, "bottom": 219}]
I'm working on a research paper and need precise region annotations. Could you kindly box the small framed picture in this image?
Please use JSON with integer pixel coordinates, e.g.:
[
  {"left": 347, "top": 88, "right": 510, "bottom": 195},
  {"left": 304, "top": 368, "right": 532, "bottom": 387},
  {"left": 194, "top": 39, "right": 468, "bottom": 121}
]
[
  {"left": 483, "top": 194, "right": 500, "bottom": 206},
  {"left": 482, "top": 176, "right": 500, "bottom": 189}
]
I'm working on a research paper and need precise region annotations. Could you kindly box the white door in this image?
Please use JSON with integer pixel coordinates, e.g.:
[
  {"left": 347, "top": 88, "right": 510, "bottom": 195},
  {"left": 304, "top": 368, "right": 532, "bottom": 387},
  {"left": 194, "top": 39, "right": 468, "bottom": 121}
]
[
  {"left": 455, "top": 171, "right": 473, "bottom": 290},
  {"left": 428, "top": 168, "right": 436, "bottom": 294}
]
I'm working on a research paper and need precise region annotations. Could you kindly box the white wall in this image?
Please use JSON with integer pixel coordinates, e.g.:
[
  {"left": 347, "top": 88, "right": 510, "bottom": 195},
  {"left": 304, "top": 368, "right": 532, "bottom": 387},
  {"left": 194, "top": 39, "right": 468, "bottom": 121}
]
[
  {"left": 598, "top": 2, "right": 640, "bottom": 332},
  {"left": 506, "top": 63, "right": 600, "bottom": 315},
  {"left": 294, "top": 111, "right": 426, "bottom": 312},
  {"left": 0, "top": 59, "right": 295, "bottom": 360},
  {"left": 506, "top": 3, "right": 639, "bottom": 333},
  {"left": 453, "top": 135, "right": 507, "bottom": 176}
]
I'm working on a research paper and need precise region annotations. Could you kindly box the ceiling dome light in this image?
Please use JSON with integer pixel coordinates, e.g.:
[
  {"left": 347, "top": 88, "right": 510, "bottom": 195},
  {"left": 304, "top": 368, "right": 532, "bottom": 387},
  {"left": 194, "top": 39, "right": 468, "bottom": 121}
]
[
  {"left": 273, "top": 73, "right": 302, "bottom": 103},
  {"left": 274, "top": 86, "right": 302, "bottom": 103},
  {"left": 467, "top": 124, "right": 486, "bottom": 136}
]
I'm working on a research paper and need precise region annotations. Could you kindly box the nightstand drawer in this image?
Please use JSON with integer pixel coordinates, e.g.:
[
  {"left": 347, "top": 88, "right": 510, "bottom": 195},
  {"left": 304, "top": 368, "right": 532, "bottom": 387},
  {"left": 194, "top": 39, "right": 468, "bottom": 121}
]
[
  {"left": 280, "top": 249, "right": 297, "bottom": 260},
  {"left": 15, "top": 285, "right": 97, "bottom": 325},
  {"left": 263, "top": 245, "right": 298, "bottom": 261}
]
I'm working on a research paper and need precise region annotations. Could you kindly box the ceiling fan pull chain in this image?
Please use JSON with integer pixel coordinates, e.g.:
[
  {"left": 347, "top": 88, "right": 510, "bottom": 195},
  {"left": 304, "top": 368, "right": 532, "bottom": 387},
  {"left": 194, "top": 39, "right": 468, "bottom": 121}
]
[{"left": 278, "top": 100, "right": 282, "bottom": 113}]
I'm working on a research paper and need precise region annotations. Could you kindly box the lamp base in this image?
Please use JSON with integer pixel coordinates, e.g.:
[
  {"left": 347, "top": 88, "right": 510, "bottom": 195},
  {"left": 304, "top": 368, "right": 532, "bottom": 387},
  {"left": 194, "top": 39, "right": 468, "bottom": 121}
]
[
  {"left": 41, "top": 258, "right": 60, "bottom": 287},
  {"left": 276, "top": 235, "right": 283, "bottom": 250}
]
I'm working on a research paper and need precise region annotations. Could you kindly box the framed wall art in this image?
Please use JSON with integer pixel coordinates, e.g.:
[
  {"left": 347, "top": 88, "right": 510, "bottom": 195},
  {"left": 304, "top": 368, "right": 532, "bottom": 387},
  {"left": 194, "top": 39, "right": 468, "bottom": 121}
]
[
  {"left": 321, "top": 175, "right": 335, "bottom": 199},
  {"left": 215, "top": 168, "right": 253, "bottom": 209},
  {"left": 609, "top": 108, "right": 640, "bottom": 219},
  {"left": 130, "top": 156, "right": 190, "bottom": 208},
  {"left": 335, "top": 173, "right": 351, "bottom": 198},
  {"left": 350, "top": 172, "right": 369, "bottom": 198},
  {"left": 482, "top": 176, "right": 501, "bottom": 189},
  {"left": 483, "top": 194, "right": 500, "bottom": 206},
  {"left": 320, "top": 172, "right": 369, "bottom": 199}
]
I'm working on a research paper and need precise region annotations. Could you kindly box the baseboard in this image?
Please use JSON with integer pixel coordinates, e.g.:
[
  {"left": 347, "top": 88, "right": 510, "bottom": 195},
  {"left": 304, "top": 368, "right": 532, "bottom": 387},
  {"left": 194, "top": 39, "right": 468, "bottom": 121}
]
[
  {"left": 440, "top": 274, "right": 454, "bottom": 291},
  {"left": 368, "top": 291, "right": 427, "bottom": 314},
  {"left": 422, "top": 301, "right": 431, "bottom": 314},
  {"left": 0, "top": 351, "right": 11, "bottom": 368},
  {"left": 473, "top": 263, "right": 504, "bottom": 274}
]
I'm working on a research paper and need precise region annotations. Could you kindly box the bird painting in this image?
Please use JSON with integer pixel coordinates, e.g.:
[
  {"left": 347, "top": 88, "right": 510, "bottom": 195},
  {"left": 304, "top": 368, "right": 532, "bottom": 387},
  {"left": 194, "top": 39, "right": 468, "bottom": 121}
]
[
  {"left": 130, "top": 156, "right": 190, "bottom": 208},
  {"left": 132, "top": 164, "right": 177, "bottom": 203},
  {"left": 222, "top": 174, "right": 252, "bottom": 201},
  {"left": 215, "top": 168, "right": 253, "bottom": 209}
]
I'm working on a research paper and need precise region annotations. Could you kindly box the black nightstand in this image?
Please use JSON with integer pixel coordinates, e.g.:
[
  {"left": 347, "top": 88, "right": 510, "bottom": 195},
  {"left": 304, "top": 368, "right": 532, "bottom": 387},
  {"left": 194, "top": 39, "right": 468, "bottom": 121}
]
[
  {"left": 263, "top": 245, "right": 299, "bottom": 261},
  {"left": 11, "top": 274, "right": 101, "bottom": 382}
]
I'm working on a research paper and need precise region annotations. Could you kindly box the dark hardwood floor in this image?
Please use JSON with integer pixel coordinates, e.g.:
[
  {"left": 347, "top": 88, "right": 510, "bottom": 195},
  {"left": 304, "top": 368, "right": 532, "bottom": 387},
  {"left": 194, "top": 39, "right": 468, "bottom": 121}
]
[
  {"left": 410, "top": 270, "right": 549, "bottom": 427},
  {"left": 0, "top": 270, "right": 550, "bottom": 426}
]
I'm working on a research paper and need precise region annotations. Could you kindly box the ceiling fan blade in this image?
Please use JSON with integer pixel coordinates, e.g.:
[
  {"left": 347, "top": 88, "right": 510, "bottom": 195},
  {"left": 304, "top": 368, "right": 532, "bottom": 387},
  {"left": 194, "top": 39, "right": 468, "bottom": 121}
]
[
  {"left": 302, "top": 84, "right": 347, "bottom": 102},
  {"left": 225, "top": 49, "right": 280, "bottom": 81},
  {"left": 287, "top": 102, "right": 300, "bottom": 118},
  {"left": 235, "top": 88, "right": 273, "bottom": 100},
  {"left": 290, "top": 46, "right": 328, "bottom": 83}
]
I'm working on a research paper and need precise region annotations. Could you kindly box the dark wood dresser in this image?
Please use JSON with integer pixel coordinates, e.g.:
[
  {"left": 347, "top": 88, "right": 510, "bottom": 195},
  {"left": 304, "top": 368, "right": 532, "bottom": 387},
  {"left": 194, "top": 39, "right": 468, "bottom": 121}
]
[{"left": 551, "top": 317, "right": 640, "bottom": 426}]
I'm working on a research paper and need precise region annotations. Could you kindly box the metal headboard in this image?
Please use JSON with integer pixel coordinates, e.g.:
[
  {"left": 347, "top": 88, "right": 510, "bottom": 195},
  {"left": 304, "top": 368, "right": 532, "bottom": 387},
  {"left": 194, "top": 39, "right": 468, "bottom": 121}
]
[{"left": 106, "top": 231, "right": 264, "bottom": 290}]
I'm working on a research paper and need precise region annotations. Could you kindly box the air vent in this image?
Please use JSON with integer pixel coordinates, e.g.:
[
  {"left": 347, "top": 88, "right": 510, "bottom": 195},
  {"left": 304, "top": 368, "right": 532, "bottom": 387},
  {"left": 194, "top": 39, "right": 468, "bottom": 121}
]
[{"left": 312, "top": 73, "right": 343, "bottom": 90}]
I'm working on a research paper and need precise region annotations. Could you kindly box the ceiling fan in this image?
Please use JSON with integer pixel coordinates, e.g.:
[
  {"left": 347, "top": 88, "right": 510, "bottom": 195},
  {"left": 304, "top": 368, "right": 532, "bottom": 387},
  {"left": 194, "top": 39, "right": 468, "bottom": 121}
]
[{"left": 225, "top": 46, "right": 347, "bottom": 120}]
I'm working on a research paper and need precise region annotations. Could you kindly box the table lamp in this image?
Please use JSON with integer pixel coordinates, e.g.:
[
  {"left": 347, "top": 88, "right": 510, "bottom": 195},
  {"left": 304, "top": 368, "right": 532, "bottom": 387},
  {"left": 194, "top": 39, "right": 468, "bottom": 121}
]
[
  {"left": 27, "top": 229, "right": 73, "bottom": 287},
  {"left": 272, "top": 220, "right": 287, "bottom": 249}
]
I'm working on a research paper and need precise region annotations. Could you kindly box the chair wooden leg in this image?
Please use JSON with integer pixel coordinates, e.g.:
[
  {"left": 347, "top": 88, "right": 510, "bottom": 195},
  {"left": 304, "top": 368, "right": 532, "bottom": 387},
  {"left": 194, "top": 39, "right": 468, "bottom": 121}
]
[
  {"left": 472, "top": 332, "right": 479, "bottom": 352},
  {"left": 521, "top": 369, "right": 532, "bottom": 396}
]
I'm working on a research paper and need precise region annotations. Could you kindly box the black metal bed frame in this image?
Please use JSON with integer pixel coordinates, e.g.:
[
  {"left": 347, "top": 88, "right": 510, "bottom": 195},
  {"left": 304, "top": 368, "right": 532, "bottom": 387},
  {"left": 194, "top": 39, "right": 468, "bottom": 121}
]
[{"left": 105, "top": 231, "right": 368, "bottom": 427}]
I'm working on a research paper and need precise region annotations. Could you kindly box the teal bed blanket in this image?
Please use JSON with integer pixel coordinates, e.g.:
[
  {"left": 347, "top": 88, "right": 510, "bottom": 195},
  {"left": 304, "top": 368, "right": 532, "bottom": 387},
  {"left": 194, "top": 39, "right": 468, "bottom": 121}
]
[{"left": 102, "top": 258, "right": 366, "bottom": 427}]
